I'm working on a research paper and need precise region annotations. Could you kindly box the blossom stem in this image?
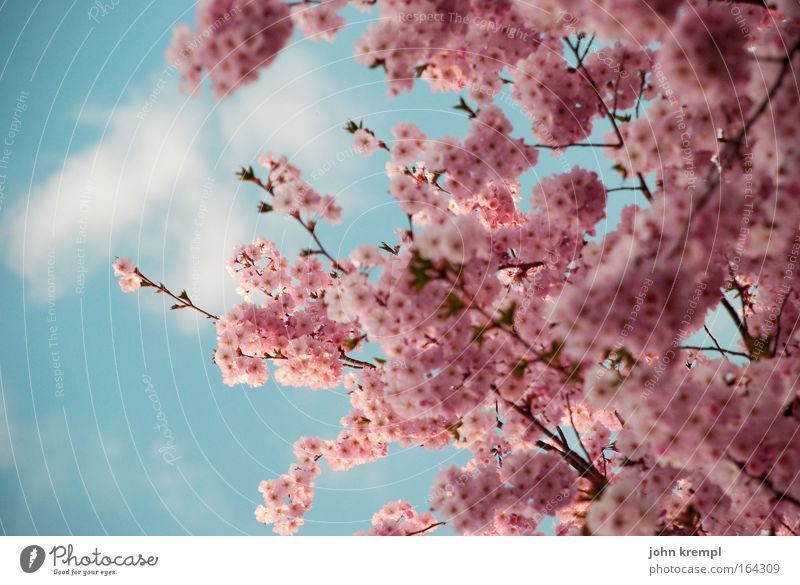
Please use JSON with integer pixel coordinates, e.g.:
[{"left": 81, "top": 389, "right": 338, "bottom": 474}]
[
  {"left": 679, "top": 345, "right": 750, "bottom": 359},
  {"left": 566, "top": 394, "right": 594, "bottom": 465},
  {"left": 136, "top": 270, "right": 219, "bottom": 320},
  {"left": 565, "top": 37, "right": 625, "bottom": 148},
  {"left": 720, "top": 297, "right": 751, "bottom": 350},
  {"left": 406, "top": 521, "right": 445, "bottom": 536},
  {"left": 245, "top": 171, "right": 347, "bottom": 273},
  {"left": 295, "top": 214, "right": 347, "bottom": 273},
  {"left": 500, "top": 393, "right": 606, "bottom": 490},
  {"left": 703, "top": 324, "right": 730, "bottom": 360},
  {"left": 339, "top": 350, "right": 376, "bottom": 369}
]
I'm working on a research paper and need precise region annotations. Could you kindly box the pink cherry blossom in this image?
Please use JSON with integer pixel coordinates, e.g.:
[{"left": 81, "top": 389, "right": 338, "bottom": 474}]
[
  {"left": 353, "top": 128, "right": 379, "bottom": 156},
  {"left": 116, "top": 0, "right": 800, "bottom": 537}
]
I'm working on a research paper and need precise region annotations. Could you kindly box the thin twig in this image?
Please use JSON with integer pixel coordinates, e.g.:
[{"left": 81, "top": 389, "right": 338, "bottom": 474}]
[
  {"left": 339, "top": 350, "right": 376, "bottom": 369},
  {"left": 720, "top": 297, "right": 751, "bottom": 349},
  {"left": 636, "top": 172, "right": 653, "bottom": 202},
  {"left": 771, "top": 288, "right": 793, "bottom": 357},
  {"left": 679, "top": 345, "right": 751, "bottom": 359},
  {"left": 703, "top": 325, "right": 729, "bottom": 361},
  {"left": 136, "top": 271, "right": 219, "bottom": 320},
  {"left": 635, "top": 71, "right": 647, "bottom": 119},
  {"left": 244, "top": 171, "right": 347, "bottom": 273},
  {"left": 498, "top": 392, "right": 606, "bottom": 489},
  {"left": 406, "top": 521, "right": 445, "bottom": 536},
  {"left": 564, "top": 37, "right": 625, "bottom": 148}
]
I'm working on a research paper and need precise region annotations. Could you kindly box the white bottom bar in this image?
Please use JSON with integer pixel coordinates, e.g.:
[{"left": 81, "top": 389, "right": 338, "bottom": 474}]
[{"left": 1, "top": 536, "right": 797, "bottom": 583}]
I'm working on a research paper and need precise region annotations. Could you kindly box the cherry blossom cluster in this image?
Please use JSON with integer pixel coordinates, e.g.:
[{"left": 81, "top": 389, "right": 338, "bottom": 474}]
[
  {"left": 115, "top": 0, "right": 800, "bottom": 536},
  {"left": 166, "top": 0, "right": 294, "bottom": 98},
  {"left": 357, "top": 500, "right": 441, "bottom": 536},
  {"left": 216, "top": 236, "right": 360, "bottom": 388},
  {"left": 428, "top": 452, "right": 577, "bottom": 535},
  {"left": 254, "top": 437, "right": 322, "bottom": 535},
  {"left": 254, "top": 153, "right": 342, "bottom": 224}
]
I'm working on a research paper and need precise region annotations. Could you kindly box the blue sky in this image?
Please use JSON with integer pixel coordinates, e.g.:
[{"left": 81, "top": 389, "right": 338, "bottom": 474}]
[{"left": 0, "top": 2, "right": 736, "bottom": 535}]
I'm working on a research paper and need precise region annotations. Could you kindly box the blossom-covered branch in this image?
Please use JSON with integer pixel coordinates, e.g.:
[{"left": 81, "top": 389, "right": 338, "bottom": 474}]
[{"left": 114, "top": 0, "right": 800, "bottom": 536}]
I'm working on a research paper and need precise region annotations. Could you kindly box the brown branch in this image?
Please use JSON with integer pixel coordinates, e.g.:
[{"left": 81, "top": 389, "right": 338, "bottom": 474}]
[
  {"left": 714, "top": 0, "right": 770, "bottom": 7},
  {"left": 611, "top": 53, "right": 627, "bottom": 117},
  {"left": 406, "top": 521, "right": 445, "bottom": 536},
  {"left": 339, "top": 350, "right": 376, "bottom": 369},
  {"left": 636, "top": 172, "right": 653, "bottom": 202},
  {"left": 294, "top": 214, "right": 347, "bottom": 273},
  {"left": 635, "top": 71, "right": 647, "bottom": 119},
  {"left": 679, "top": 345, "right": 751, "bottom": 359},
  {"left": 533, "top": 141, "right": 624, "bottom": 150},
  {"left": 531, "top": 35, "right": 628, "bottom": 152},
  {"left": 497, "top": 261, "right": 545, "bottom": 272},
  {"left": 498, "top": 392, "right": 607, "bottom": 490},
  {"left": 576, "top": 35, "right": 595, "bottom": 68},
  {"left": 607, "top": 186, "right": 643, "bottom": 193},
  {"left": 703, "top": 324, "right": 730, "bottom": 361},
  {"left": 465, "top": 291, "right": 574, "bottom": 380},
  {"left": 780, "top": 520, "right": 798, "bottom": 536},
  {"left": 565, "top": 37, "right": 625, "bottom": 148}
]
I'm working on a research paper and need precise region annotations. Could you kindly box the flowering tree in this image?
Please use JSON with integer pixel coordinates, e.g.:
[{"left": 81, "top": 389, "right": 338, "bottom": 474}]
[{"left": 115, "top": 0, "right": 800, "bottom": 535}]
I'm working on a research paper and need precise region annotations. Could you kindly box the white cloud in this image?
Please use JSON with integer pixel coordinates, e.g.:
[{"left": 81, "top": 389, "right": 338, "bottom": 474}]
[{"left": 3, "top": 47, "right": 370, "bottom": 321}]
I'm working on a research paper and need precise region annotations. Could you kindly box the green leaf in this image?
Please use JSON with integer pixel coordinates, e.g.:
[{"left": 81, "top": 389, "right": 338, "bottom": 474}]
[
  {"left": 344, "top": 119, "right": 362, "bottom": 134},
  {"left": 453, "top": 97, "right": 477, "bottom": 119},
  {"left": 606, "top": 346, "right": 635, "bottom": 367},
  {"left": 496, "top": 302, "right": 517, "bottom": 327},
  {"left": 447, "top": 420, "right": 463, "bottom": 442},
  {"left": 512, "top": 359, "right": 529, "bottom": 378},
  {"left": 258, "top": 202, "right": 273, "bottom": 213},
  {"left": 471, "top": 324, "right": 490, "bottom": 344},
  {"left": 442, "top": 293, "right": 466, "bottom": 317},
  {"left": 409, "top": 254, "right": 435, "bottom": 292},
  {"left": 236, "top": 165, "right": 256, "bottom": 182}
]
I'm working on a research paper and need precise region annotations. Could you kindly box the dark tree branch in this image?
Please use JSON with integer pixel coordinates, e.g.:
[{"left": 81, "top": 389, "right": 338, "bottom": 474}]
[{"left": 406, "top": 521, "right": 445, "bottom": 536}]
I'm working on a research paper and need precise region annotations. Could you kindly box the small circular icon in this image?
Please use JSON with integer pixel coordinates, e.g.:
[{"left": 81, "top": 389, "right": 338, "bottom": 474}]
[{"left": 20, "top": 545, "right": 46, "bottom": 573}]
